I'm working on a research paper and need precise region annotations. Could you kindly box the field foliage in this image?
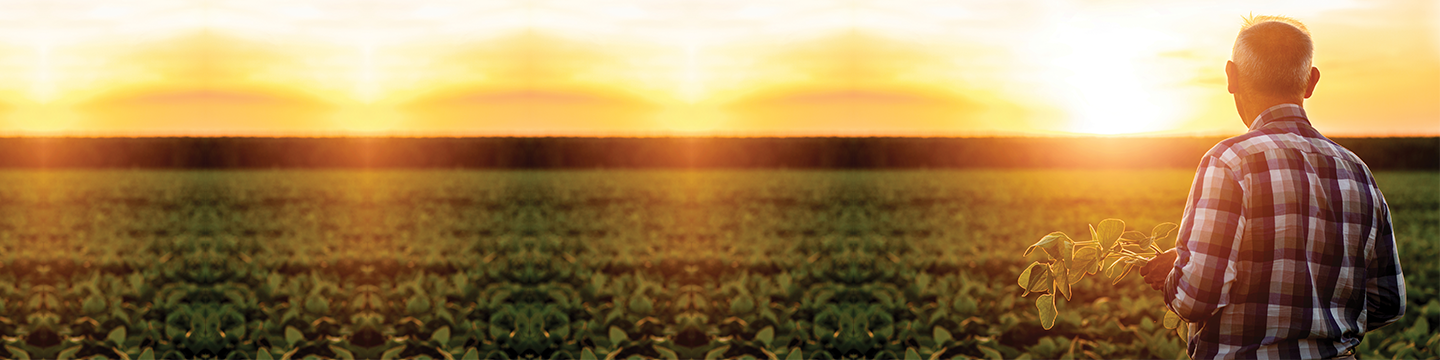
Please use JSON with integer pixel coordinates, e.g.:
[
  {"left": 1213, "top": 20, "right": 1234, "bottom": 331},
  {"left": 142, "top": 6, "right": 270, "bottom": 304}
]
[{"left": 0, "top": 170, "right": 1434, "bottom": 359}]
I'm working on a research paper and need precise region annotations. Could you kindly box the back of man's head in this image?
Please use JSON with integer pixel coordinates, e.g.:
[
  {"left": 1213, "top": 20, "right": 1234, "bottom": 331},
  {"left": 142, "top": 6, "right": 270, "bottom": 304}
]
[{"left": 1232, "top": 16, "right": 1313, "bottom": 98}]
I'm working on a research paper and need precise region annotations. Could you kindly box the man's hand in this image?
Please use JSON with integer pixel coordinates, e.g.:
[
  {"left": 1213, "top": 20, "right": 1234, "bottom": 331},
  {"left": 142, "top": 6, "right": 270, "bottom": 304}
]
[{"left": 1140, "top": 249, "right": 1179, "bottom": 291}]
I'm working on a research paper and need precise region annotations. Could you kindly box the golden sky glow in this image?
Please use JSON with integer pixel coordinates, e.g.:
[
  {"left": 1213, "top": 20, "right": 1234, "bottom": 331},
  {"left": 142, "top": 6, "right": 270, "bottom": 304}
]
[{"left": 0, "top": 0, "right": 1435, "bottom": 136}]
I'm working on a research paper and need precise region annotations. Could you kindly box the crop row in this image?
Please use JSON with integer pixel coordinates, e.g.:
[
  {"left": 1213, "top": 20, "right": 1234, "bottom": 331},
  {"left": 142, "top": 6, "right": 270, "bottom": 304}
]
[{"left": 0, "top": 170, "right": 1434, "bottom": 359}]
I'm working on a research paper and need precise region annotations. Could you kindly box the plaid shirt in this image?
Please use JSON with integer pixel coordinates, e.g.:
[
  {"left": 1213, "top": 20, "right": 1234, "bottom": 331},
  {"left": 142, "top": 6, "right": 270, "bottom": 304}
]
[{"left": 1162, "top": 104, "right": 1407, "bottom": 359}]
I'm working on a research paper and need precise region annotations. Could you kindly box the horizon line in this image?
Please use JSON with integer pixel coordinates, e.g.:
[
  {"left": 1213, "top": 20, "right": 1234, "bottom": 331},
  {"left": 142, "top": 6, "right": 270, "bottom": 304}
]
[{"left": 0, "top": 134, "right": 1435, "bottom": 139}]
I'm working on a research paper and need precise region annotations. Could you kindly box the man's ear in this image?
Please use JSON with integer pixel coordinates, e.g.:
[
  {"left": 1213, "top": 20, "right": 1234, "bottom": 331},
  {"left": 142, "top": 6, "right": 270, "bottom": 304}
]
[
  {"left": 1225, "top": 61, "right": 1240, "bottom": 94},
  {"left": 1303, "top": 67, "right": 1320, "bottom": 99}
]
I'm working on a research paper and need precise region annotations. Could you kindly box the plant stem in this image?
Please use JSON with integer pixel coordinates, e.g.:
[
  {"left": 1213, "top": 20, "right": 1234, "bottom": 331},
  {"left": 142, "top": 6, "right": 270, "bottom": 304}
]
[{"left": 1110, "top": 250, "right": 1157, "bottom": 261}]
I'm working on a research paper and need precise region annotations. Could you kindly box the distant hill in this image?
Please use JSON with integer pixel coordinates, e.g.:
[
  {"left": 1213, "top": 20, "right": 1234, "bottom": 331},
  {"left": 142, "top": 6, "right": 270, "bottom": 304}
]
[{"left": 0, "top": 137, "right": 1433, "bottom": 170}]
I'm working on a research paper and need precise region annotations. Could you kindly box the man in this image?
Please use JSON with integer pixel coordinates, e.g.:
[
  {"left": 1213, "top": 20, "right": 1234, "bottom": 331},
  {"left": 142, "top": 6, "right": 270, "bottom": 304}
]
[{"left": 1138, "top": 16, "right": 1406, "bottom": 359}]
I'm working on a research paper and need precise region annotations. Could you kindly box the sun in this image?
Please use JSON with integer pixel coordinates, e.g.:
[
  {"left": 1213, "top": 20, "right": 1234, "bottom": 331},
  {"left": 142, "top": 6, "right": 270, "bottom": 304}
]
[{"left": 1039, "top": 20, "right": 1190, "bottom": 135}]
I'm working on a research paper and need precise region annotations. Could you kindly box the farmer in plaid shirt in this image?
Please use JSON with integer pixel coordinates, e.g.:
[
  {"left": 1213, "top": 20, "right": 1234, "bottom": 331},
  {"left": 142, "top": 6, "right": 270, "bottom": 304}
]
[{"left": 1138, "top": 16, "right": 1406, "bottom": 359}]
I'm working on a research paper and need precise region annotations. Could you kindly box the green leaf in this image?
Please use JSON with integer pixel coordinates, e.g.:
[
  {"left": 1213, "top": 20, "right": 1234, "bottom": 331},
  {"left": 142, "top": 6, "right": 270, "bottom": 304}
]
[
  {"left": 1018, "top": 262, "right": 1046, "bottom": 295},
  {"left": 1024, "top": 232, "right": 1067, "bottom": 258},
  {"left": 705, "top": 345, "right": 730, "bottom": 360},
  {"left": 628, "top": 294, "right": 654, "bottom": 315},
  {"left": 813, "top": 320, "right": 833, "bottom": 340},
  {"left": 4, "top": 345, "right": 29, "bottom": 360},
  {"left": 1104, "top": 257, "right": 1126, "bottom": 278},
  {"left": 581, "top": 348, "right": 598, "bottom": 360},
  {"left": 57, "top": 345, "right": 82, "bottom": 360},
  {"left": 1069, "top": 247, "right": 1100, "bottom": 283},
  {"left": 1056, "top": 274, "right": 1072, "bottom": 301},
  {"left": 329, "top": 345, "right": 355, "bottom": 360},
  {"left": 1049, "top": 262, "right": 1070, "bottom": 300},
  {"left": 756, "top": 326, "right": 775, "bottom": 347},
  {"left": 1163, "top": 309, "right": 1182, "bottom": 329},
  {"left": 306, "top": 295, "right": 329, "bottom": 315},
  {"left": 1036, "top": 294, "right": 1057, "bottom": 330},
  {"left": 1120, "top": 231, "right": 1148, "bottom": 243},
  {"left": 1095, "top": 219, "right": 1125, "bottom": 249},
  {"left": 730, "top": 295, "right": 755, "bottom": 314},
  {"left": 256, "top": 348, "right": 274, "bottom": 360},
  {"left": 785, "top": 349, "right": 803, "bottom": 360},
  {"left": 112, "top": 307, "right": 132, "bottom": 327},
  {"left": 107, "top": 326, "right": 128, "bottom": 345},
  {"left": 83, "top": 294, "right": 107, "bottom": 315},
  {"left": 932, "top": 325, "right": 952, "bottom": 344},
  {"left": 457, "top": 347, "right": 480, "bottom": 360},
  {"left": 609, "top": 326, "right": 628, "bottom": 346},
  {"left": 1017, "top": 262, "right": 1035, "bottom": 288},
  {"left": 1151, "top": 223, "right": 1180, "bottom": 247},
  {"left": 1111, "top": 260, "right": 1143, "bottom": 285},
  {"left": 432, "top": 326, "right": 451, "bottom": 345},
  {"left": 653, "top": 345, "right": 679, "bottom": 360},
  {"left": 406, "top": 294, "right": 432, "bottom": 315},
  {"left": 1406, "top": 317, "right": 1430, "bottom": 344},
  {"left": 137, "top": 348, "right": 155, "bottom": 360},
  {"left": 380, "top": 345, "right": 406, "bottom": 360},
  {"left": 1423, "top": 299, "right": 1440, "bottom": 317},
  {"left": 904, "top": 348, "right": 921, "bottom": 360},
  {"left": 1026, "top": 264, "right": 1054, "bottom": 295},
  {"left": 285, "top": 326, "right": 304, "bottom": 347},
  {"left": 1137, "top": 237, "right": 1155, "bottom": 249},
  {"left": 977, "top": 346, "right": 1003, "bottom": 360},
  {"left": 164, "top": 290, "right": 187, "bottom": 308},
  {"left": 1059, "top": 236, "right": 1075, "bottom": 264}
]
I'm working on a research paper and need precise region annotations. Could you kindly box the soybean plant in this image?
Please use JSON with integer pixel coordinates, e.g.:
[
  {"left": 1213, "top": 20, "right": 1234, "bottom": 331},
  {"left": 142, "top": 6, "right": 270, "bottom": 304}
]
[{"left": 1016, "top": 219, "right": 1186, "bottom": 336}]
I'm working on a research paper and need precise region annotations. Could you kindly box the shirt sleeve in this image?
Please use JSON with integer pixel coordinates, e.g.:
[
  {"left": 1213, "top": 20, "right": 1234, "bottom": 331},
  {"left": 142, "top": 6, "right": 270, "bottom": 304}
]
[
  {"left": 1365, "top": 199, "right": 1406, "bottom": 330},
  {"left": 1164, "top": 154, "right": 1245, "bottom": 323}
]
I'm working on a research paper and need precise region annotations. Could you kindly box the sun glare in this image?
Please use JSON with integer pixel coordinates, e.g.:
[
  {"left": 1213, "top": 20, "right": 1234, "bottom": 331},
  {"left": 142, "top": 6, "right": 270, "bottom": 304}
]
[
  {"left": 357, "top": 43, "right": 377, "bottom": 103},
  {"left": 0, "top": 1, "right": 1432, "bottom": 136},
  {"left": 1042, "top": 21, "right": 1188, "bottom": 135},
  {"left": 30, "top": 42, "right": 53, "bottom": 103}
]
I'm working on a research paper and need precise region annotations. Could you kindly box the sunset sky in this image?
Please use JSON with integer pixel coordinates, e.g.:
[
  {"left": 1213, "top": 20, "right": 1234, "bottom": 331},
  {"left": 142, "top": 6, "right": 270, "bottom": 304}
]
[{"left": 0, "top": 0, "right": 1435, "bottom": 136}]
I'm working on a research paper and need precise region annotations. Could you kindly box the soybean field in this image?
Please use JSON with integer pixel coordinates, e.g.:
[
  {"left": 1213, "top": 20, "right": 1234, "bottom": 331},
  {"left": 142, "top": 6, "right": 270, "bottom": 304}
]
[{"left": 0, "top": 170, "right": 1435, "bottom": 360}]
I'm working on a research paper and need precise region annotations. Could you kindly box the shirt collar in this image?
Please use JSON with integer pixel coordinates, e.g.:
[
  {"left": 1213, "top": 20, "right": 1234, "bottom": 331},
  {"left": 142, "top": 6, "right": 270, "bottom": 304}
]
[{"left": 1248, "top": 103, "right": 1309, "bottom": 131}]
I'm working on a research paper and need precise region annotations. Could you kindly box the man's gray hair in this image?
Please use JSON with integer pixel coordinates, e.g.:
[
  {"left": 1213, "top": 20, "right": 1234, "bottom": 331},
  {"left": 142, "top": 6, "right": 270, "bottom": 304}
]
[{"left": 1232, "top": 15, "right": 1314, "bottom": 97}]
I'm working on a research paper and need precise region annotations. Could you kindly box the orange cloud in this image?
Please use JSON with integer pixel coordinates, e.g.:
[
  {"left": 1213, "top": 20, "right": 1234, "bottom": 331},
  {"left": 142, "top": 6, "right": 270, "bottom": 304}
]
[
  {"left": 724, "top": 86, "right": 990, "bottom": 134},
  {"left": 68, "top": 32, "right": 336, "bottom": 135},
  {"left": 716, "top": 31, "right": 1032, "bottom": 135},
  {"left": 398, "top": 31, "right": 664, "bottom": 134},
  {"left": 402, "top": 87, "right": 659, "bottom": 134},
  {"left": 79, "top": 86, "right": 332, "bottom": 134}
]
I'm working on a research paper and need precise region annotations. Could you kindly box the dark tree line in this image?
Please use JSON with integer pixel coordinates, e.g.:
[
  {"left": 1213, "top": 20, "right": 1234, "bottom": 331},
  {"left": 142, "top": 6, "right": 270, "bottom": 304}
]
[{"left": 0, "top": 137, "right": 1433, "bottom": 170}]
